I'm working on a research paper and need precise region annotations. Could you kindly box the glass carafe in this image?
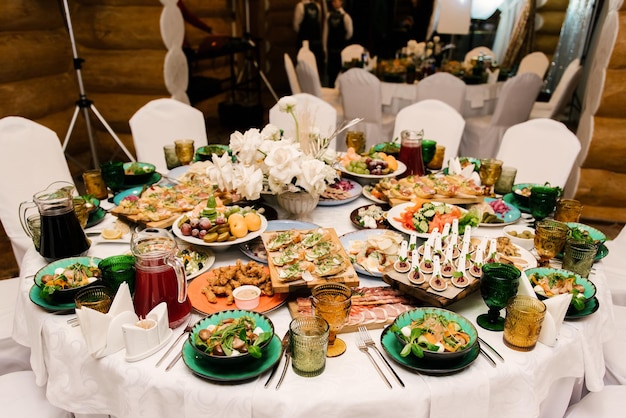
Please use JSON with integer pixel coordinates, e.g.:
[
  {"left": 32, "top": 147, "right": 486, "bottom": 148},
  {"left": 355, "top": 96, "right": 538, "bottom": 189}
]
[
  {"left": 398, "top": 129, "right": 425, "bottom": 177},
  {"left": 131, "top": 228, "right": 190, "bottom": 328},
  {"left": 19, "top": 182, "right": 90, "bottom": 261}
]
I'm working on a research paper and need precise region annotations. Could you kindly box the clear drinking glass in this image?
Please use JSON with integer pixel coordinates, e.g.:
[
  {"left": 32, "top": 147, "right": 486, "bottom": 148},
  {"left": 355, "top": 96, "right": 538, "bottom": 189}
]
[{"left": 289, "top": 316, "right": 329, "bottom": 377}]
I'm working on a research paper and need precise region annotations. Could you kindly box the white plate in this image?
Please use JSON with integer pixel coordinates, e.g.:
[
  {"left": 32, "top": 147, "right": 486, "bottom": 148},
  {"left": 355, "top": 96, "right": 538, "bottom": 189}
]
[
  {"left": 166, "top": 166, "right": 190, "bottom": 183},
  {"left": 387, "top": 202, "right": 468, "bottom": 239},
  {"left": 171, "top": 214, "right": 268, "bottom": 248},
  {"left": 318, "top": 179, "right": 363, "bottom": 206},
  {"left": 237, "top": 220, "right": 320, "bottom": 263},
  {"left": 336, "top": 157, "right": 407, "bottom": 180},
  {"left": 339, "top": 229, "right": 407, "bottom": 278},
  {"left": 361, "top": 185, "right": 388, "bottom": 204},
  {"left": 472, "top": 236, "right": 538, "bottom": 270},
  {"left": 175, "top": 244, "right": 216, "bottom": 280}
]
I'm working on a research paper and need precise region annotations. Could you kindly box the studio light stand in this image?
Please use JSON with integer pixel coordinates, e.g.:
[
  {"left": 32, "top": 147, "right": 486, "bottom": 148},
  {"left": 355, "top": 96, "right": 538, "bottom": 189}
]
[
  {"left": 236, "top": 0, "right": 278, "bottom": 102},
  {"left": 60, "top": 0, "right": 135, "bottom": 168}
]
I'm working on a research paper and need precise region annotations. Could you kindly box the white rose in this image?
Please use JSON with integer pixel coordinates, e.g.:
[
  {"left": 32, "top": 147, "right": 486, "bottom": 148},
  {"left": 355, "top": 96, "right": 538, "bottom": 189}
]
[
  {"left": 229, "top": 130, "right": 245, "bottom": 154},
  {"left": 232, "top": 165, "right": 264, "bottom": 201},
  {"left": 277, "top": 96, "right": 297, "bottom": 113},
  {"left": 204, "top": 153, "right": 234, "bottom": 191},
  {"left": 261, "top": 124, "right": 281, "bottom": 141},
  {"left": 297, "top": 158, "right": 327, "bottom": 194}
]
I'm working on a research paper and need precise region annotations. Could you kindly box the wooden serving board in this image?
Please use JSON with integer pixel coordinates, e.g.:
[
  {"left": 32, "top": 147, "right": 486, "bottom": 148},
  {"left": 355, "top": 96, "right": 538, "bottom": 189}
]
[
  {"left": 111, "top": 210, "right": 180, "bottom": 229},
  {"left": 388, "top": 195, "right": 484, "bottom": 207},
  {"left": 263, "top": 228, "right": 360, "bottom": 293},
  {"left": 381, "top": 266, "right": 481, "bottom": 308},
  {"left": 287, "top": 300, "right": 391, "bottom": 333}
]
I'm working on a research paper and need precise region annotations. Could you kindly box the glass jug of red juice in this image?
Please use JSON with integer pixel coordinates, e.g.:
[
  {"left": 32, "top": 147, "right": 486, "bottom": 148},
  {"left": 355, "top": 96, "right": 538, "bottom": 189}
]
[
  {"left": 131, "top": 228, "right": 190, "bottom": 328},
  {"left": 398, "top": 129, "right": 425, "bottom": 177}
]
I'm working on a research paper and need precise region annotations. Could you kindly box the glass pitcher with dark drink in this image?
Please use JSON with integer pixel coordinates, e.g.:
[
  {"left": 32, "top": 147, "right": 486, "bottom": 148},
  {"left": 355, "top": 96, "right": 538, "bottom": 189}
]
[
  {"left": 131, "top": 228, "right": 191, "bottom": 328},
  {"left": 398, "top": 129, "right": 425, "bottom": 177},
  {"left": 20, "top": 182, "right": 90, "bottom": 261}
]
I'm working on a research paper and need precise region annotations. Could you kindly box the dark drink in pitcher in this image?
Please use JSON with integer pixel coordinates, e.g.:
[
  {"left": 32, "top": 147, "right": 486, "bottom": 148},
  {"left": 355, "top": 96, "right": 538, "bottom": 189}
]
[
  {"left": 398, "top": 130, "right": 425, "bottom": 177},
  {"left": 39, "top": 208, "right": 90, "bottom": 262},
  {"left": 133, "top": 261, "right": 191, "bottom": 328}
]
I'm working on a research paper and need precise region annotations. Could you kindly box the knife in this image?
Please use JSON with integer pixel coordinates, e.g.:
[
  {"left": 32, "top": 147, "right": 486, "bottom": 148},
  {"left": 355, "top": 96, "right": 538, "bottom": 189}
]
[
  {"left": 275, "top": 332, "right": 291, "bottom": 390},
  {"left": 264, "top": 331, "right": 289, "bottom": 388}
]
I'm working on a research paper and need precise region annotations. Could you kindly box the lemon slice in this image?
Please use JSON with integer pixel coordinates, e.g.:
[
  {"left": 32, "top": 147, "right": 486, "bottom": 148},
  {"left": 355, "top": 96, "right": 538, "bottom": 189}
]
[
  {"left": 113, "top": 220, "right": 131, "bottom": 235},
  {"left": 101, "top": 229, "right": 123, "bottom": 240}
]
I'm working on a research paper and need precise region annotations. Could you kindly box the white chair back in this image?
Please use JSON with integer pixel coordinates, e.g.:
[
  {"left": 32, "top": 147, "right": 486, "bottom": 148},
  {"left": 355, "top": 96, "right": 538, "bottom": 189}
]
[
  {"left": 129, "top": 98, "right": 208, "bottom": 173},
  {"left": 517, "top": 51, "right": 549, "bottom": 79},
  {"left": 463, "top": 46, "right": 496, "bottom": 66},
  {"left": 284, "top": 54, "right": 302, "bottom": 94},
  {"left": 415, "top": 73, "right": 466, "bottom": 113},
  {"left": 491, "top": 72, "right": 543, "bottom": 127},
  {"left": 0, "top": 371, "right": 72, "bottom": 417},
  {"left": 297, "top": 42, "right": 320, "bottom": 80},
  {"left": 0, "top": 277, "right": 31, "bottom": 374},
  {"left": 603, "top": 225, "right": 626, "bottom": 306},
  {"left": 296, "top": 59, "right": 323, "bottom": 98},
  {"left": 0, "top": 116, "right": 74, "bottom": 268},
  {"left": 496, "top": 118, "right": 581, "bottom": 188},
  {"left": 337, "top": 68, "right": 395, "bottom": 151},
  {"left": 563, "top": 386, "right": 626, "bottom": 417},
  {"left": 531, "top": 59, "right": 582, "bottom": 119},
  {"left": 392, "top": 100, "right": 465, "bottom": 166},
  {"left": 269, "top": 93, "right": 337, "bottom": 148},
  {"left": 340, "top": 44, "right": 365, "bottom": 64}
]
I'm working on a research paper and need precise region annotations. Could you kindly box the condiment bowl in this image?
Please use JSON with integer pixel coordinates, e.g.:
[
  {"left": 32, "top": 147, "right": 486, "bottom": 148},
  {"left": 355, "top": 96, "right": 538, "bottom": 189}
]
[
  {"left": 232, "top": 285, "right": 261, "bottom": 310},
  {"left": 195, "top": 144, "right": 231, "bottom": 162},
  {"left": 503, "top": 225, "right": 535, "bottom": 251}
]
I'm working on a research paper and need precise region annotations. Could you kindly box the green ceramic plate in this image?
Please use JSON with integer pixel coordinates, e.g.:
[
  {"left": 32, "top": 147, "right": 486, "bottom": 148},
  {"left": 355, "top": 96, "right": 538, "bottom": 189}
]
[
  {"left": 565, "top": 296, "right": 600, "bottom": 319},
  {"left": 480, "top": 197, "right": 521, "bottom": 226},
  {"left": 86, "top": 207, "right": 106, "bottom": 228},
  {"left": 502, "top": 192, "right": 530, "bottom": 213},
  {"left": 29, "top": 284, "right": 76, "bottom": 312},
  {"left": 33, "top": 256, "right": 102, "bottom": 305},
  {"left": 595, "top": 243, "right": 609, "bottom": 261},
  {"left": 381, "top": 324, "right": 479, "bottom": 375},
  {"left": 525, "top": 267, "right": 597, "bottom": 307},
  {"left": 566, "top": 222, "right": 607, "bottom": 244},
  {"left": 182, "top": 334, "right": 281, "bottom": 382}
]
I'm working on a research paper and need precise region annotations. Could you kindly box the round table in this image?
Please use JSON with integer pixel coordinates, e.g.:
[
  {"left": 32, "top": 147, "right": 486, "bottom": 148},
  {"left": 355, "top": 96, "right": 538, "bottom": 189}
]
[{"left": 11, "top": 195, "right": 615, "bottom": 418}]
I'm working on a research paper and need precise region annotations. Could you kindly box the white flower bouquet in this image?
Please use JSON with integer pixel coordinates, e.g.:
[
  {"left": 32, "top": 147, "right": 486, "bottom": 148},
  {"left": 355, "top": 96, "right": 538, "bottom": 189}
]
[{"left": 201, "top": 96, "right": 361, "bottom": 201}]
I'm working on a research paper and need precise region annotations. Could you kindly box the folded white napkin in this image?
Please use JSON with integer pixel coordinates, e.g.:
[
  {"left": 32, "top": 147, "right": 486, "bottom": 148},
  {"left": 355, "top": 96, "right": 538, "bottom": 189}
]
[
  {"left": 447, "top": 157, "right": 479, "bottom": 183},
  {"left": 76, "top": 282, "right": 138, "bottom": 358},
  {"left": 517, "top": 272, "right": 572, "bottom": 346}
]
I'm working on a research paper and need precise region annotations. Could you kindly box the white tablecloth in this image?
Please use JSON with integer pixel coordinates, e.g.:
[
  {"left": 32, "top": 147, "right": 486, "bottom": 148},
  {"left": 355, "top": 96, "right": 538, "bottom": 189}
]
[
  {"left": 12, "top": 196, "right": 615, "bottom": 418},
  {"left": 380, "top": 81, "right": 504, "bottom": 118}
]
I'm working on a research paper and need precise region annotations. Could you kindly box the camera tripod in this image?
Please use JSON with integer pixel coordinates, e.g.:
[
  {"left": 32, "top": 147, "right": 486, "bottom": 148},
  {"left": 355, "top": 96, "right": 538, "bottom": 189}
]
[{"left": 60, "top": 0, "right": 135, "bottom": 168}]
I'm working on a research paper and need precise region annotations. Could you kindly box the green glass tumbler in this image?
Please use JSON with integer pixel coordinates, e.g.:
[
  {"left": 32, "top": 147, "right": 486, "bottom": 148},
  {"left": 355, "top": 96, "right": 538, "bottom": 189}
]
[
  {"left": 529, "top": 185, "right": 561, "bottom": 221},
  {"left": 477, "top": 263, "right": 520, "bottom": 331},
  {"left": 100, "top": 161, "right": 125, "bottom": 192},
  {"left": 421, "top": 139, "right": 437, "bottom": 166},
  {"left": 98, "top": 255, "right": 136, "bottom": 295}
]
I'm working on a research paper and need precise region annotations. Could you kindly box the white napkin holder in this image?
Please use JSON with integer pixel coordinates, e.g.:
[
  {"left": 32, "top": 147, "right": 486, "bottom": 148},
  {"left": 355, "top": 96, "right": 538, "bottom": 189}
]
[
  {"left": 517, "top": 272, "right": 572, "bottom": 347},
  {"left": 75, "top": 282, "right": 138, "bottom": 358},
  {"left": 122, "top": 302, "right": 173, "bottom": 362}
]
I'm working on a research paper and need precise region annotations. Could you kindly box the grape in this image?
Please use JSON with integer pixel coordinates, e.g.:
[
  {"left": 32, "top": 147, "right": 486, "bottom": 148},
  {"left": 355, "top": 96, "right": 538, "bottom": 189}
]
[
  {"left": 191, "top": 228, "right": 200, "bottom": 237},
  {"left": 198, "top": 230, "right": 207, "bottom": 240},
  {"left": 199, "top": 217, "right": 212, "bottom": 230},
  {"left": 189, "top": 218, "right": 200, "bottom": 228},
  {"left": 180, "top": 223, "right": 192, "bottom": 236}
]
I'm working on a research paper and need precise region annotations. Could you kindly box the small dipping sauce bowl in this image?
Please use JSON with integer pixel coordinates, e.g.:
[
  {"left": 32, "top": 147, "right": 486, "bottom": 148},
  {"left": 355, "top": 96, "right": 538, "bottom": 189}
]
[{"left": 233, "top": 285, "right": 261, "bottom": 310}]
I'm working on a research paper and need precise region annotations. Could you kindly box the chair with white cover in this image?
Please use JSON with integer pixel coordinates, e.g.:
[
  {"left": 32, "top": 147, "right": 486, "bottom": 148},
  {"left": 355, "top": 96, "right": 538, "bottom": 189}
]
[
  {"left": 392, "top": 100, "right": 465, "bottom": 166},
  {"left": 517, "top": 51, "right": 550, "bottom": 79},
  {"left": 0, "top": 116, "right": 75, "bottom": 269},
  {"left": 0, "top": 277, "right": 30, "bottom": 375},
  {"left": 284, "top": 54, "right": 302, "bottom": 94},
  {"left": 495, "top": 119, "right": 581, "bottom": 188},
  {"left": 269, "top": 93, "right": 338, "bottom": 149},
  {"left": 129, "top": 98, "right": 208, "bottom": 173},
  {"left": 603, "top": 304, "right": 626, "bottom": 385},
  {"left": 603, "top": 225, "right": 626, "bottom": 306},
  {"left": 340, "top": 44, "right": 365, "bottom": 64},
  {"left": 415, "top": 73, "right": 466, "bottom": 114},
  {"left": 563, "top": 386, "right": 626, "bottom": 417},
  {"left": 530, "top": 59, "right": 582, "bottom": 120},
  {"left": 337, "top": 68, "right": 395, "bottom": 152},
  {"left": 297, "top": 41, "right": 320, "bottom": 80},
  {"left": 463, "top": 46, "right": 496, "bottom": 66},
  {"left": 0, "top": 370, "right": 72, "bottom": 417},
  {"left": 459, "top": 72, "right": 543, "bottom": 159},
  {"left": 296, "top": 59, "right": 343, "bottom": 120}
]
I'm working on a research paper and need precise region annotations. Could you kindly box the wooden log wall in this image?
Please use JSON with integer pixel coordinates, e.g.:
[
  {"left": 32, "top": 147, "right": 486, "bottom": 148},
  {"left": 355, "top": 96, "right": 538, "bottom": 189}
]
[
  {"left": 574, "top": 0, "right": 626, "bottom": 222},
  {"left": 534, "top": 0, "right": 568, "bottom": 61}
]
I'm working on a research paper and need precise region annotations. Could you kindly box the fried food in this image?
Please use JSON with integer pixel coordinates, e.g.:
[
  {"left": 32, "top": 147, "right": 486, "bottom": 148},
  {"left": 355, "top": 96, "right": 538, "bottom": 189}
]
[{"left": 201, "top": 260, "right": 272, "bottom": 304}]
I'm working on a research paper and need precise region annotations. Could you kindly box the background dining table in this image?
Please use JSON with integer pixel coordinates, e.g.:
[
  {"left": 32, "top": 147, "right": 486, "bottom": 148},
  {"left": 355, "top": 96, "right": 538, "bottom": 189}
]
[
  {"left": 380, "top": 80, "right": 504, "bottom": 118},
  {"left": 11, "top": 194, "right": 615, "bottom": 418}
]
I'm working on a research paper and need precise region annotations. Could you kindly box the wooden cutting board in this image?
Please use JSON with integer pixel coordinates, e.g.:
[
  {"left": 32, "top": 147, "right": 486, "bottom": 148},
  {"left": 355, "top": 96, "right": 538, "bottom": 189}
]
[
  {"left": 388, "top": 195, "right": 484, "bottom": 207},
  {"left": 263, "top": 227, "right": 360, "bottom": 293},
  {"left": 111, "top": 210, "right": 180, "bottom": 229}
]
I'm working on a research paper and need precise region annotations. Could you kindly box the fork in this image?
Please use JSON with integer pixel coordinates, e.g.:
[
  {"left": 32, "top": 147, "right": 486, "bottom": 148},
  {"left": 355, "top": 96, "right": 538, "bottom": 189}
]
[
  {"left": 358, "top": 326, "right": 405, "bottom": 387},
  {"left": 156, "top": 314, "right": 197, "bottom": 367},
  {"left": 356, "top": 334, "right": 392, "bottom": 389}
]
